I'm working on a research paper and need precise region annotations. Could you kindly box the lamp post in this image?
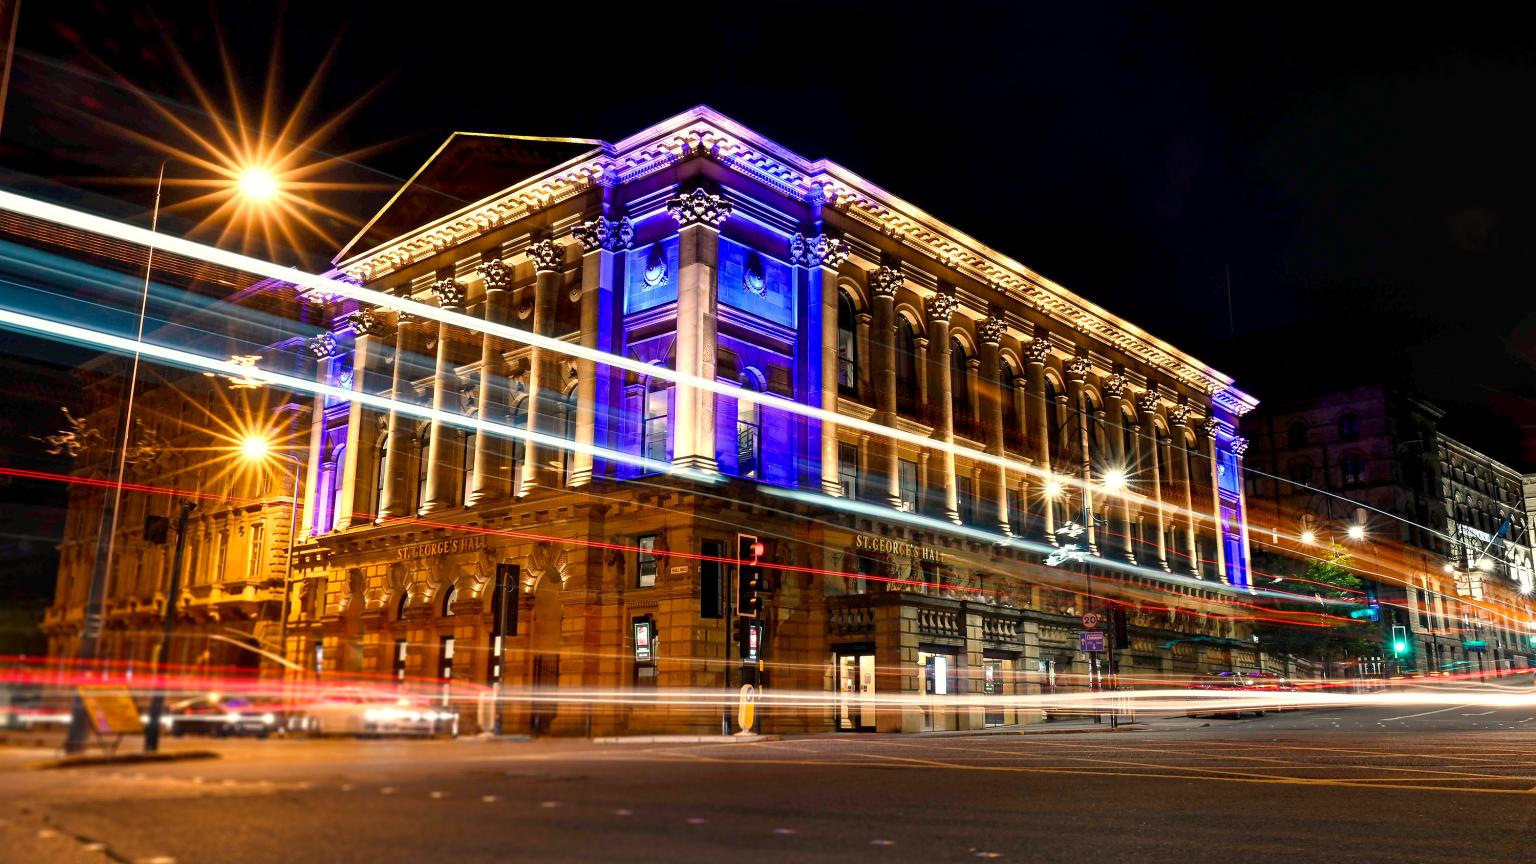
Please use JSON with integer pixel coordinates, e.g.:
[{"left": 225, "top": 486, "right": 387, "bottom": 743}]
[
  {"left": 240, "top": 435, "right": 304, "bottom": 680},
  {"left": 61, "top": 161, "right": 282, "bottom": 754},
  {"left": 143, "top": 498, "right": 196, "bottom": 753}
]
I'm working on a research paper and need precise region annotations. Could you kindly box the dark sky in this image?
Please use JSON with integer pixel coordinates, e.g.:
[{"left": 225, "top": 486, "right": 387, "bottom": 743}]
[{"left": 5, "top": 1, "right": 1535, "bottom": 466}]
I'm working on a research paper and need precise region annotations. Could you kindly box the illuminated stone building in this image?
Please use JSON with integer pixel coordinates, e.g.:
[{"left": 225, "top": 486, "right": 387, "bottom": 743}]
[{"left": 277, "top": 107, "right": 1262, "bottom": 735}]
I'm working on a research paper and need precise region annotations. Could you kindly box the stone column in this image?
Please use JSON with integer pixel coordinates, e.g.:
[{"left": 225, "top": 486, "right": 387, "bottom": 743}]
[
  {"left": 569, "top": 216, "right": 631, "bottom": 488},
  {"left": 855, "top": 313, "right": 873, "bottom": 399},
  {"left": 1102, "top": 372, "right": 1132, "bottom": 562},
  {"left": 1136, "top": 390, "right": 1169, "bottom": 571},
  {"left": 1232, "top": 436, "right": 1253, "bottom": 588},
  {"left": 1065, "top": 352, "right": 1095, "bottom": 554},
  {"left": 377, "top": 307, "right": 419, "bottom": 522},
  {"left": 978, "top": 315, "right": 1009, "bottom": 534},
  {"left": 421, "top": 278, "right": 466, "bottom": 515},
  {"left": 336, "top": 308, "right": 389, "bottom": 529},
  {"left": 1169, "top": 401, "right": 1199, "bottom": 576},
  {"left": 523, "top": 237, "right": 567, "bottom": 492},
  {"left": 791, "top": 232, "right": 851, "bottom": 496},
  {"left": 926, "top": 290, "right": 960, "bottom": 523},
  {"left": 469, "top": 258, "right": 513, "bottom": 506},
  {"left": 1023, "top": 335, "right": 1053, "bottom": 540},
  {"left": 870, "top": 261, "right": 902, "bottom": 507},
  {"left": 667, "top": 186, "right": 731, "bottom": 473},
  {"left": 300, "top": 332, "right": 337, "bottom": 538},
  {"left": 1200, "top": 416, "right": 1227, "bottom": 583}
]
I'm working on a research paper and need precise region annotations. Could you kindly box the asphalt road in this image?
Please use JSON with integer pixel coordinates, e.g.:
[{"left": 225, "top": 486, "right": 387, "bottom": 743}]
[{"left": 5, "top": 700, "right": 1536, "bottom": 864}]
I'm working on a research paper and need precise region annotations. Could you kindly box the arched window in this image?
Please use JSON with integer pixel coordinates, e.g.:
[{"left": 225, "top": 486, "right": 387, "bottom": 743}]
[
  {"left": 396, "top": 591, "right": 410, "bottom": 620},
  {"left": 441, "top": 585, "right": 458, "bottom": 617},
  {"left": 643, "top": 375, "right": 670, "bottom": 463},
  {"left": 327, "top": 444, "right": 345, "bottom": 532},
  {"left": 950, "top": 336, "right": 971, "bottom": 419},
  {"left": 1045, "top": 378, "right": 1064, "bottom": 467},
  {"left": 415, "top": 426, "right": 431, "bottom": 513},
  {"left": 370, "top": 434, "right": 388, "bottom": 520},
  {"left": 1338, "top": 412, "right": 1360, "bottom": 441},
  {"left": 1287, "top": 421, "right": 1307, "bottom": 450},
  {"left": 836, "top": 290, "right": 858, "bottom": 394},
  {"left": 1287, "top": 457, "right": 1313, "bottom": 487},
  {"left": 460, "top": 429, "right": 476, "bottom": 505},
  {"left": 896, "top": 317, "right": 918, "bottom": 393},
  {"left": 1084, "top": 394, "right": 1105, "bottom": 470},
  {"left": 736, "top": 369, "right": 764, "bottom": 479},
  {"left": 1341, "top": 452, "right": 1366, "bottom": 486},
  {"left": 1121, "top": 412, "right": 1138, "bottom": 477}
]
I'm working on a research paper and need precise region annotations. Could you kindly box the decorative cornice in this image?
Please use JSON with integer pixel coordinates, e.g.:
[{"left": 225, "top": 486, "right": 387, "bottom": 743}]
[
  {"left": 346, "top": 308, "right": 391, "bottom": 338},
  {"left": 926, "top": 291, "right": 960, "bottom": 324},
  {"left": 870, "top": 265, "right": 903, "bottom": 299},
  {"left": 431, "top": 277, "right": 467, "bottom": 309},
  {"left": 306, "top": 332, "right": 338, "bottom": 359},
  {"left": 333, "top": 108, "right": 1249, "bottom": 400},
  {"left": 789, "top": 232, "right": 850, "bottom": 269},
  {"left": 478, "top": 257, "right": 513, "bottom": 291},
  {"left": 977, "top": 316, "right": 1005, "bottom": 346},
  {"left": 1102, "top": 373, "right": 1128, "bottom": 400},
  {"left": 1022, "top": 338, "right": 1051, "bottom": 365},
  {"left": 526, "top": 238, "right": 564, "bottom": 273},
  {"left": 572, "top": 216, "right": 634, "bottom": 253},
  {"left": 667, "top": 186, "right": 732, "bottom": 227}
]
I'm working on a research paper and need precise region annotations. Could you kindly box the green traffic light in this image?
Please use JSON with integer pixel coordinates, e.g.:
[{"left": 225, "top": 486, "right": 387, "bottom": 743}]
[{"left": 1393, "top": 640, "right": 1408, "bottom": 654}]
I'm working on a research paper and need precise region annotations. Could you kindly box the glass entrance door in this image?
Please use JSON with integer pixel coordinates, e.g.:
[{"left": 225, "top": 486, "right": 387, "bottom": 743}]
[{"left": 836, "top": 652, "right": 876, "bottom": 731}]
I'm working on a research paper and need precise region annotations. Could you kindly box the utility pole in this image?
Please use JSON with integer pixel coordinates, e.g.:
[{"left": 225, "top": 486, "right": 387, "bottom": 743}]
[{"left": 144, "top": 499, "right": 195, "bottom": 752}]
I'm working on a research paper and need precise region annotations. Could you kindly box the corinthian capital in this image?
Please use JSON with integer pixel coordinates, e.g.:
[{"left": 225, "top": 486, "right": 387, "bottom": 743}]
[
  {"left": 307, "top": 332, "right": 338, "bottom": 359},
  {"left": 573, "top": 216, "right": 631, "bottom": 253},
  {"left": 346, "top": 308, "right": 391, "bottom": 338},
  {"left": 1135, "top": 390, "right": 1161, "bottom": 415},
  {"left": 1230, "top": 436, "right": 1250, "bottom": 457},
  {"left": 1198, "top": 416, "right": 1221, "bottom": 439},
  {"left": 1022, "top": 338, "right": 1051, "bottom": 365},
  {"left": 431, "top": 277, "right": 467, "bottom": 309},
  {"left": 526, "top": 238, "right": 565, "bottom": 273},
  {"left": 978, "top": 315, "right": 1005, "bottom": 346},
  {"left": 1102, "top": 373, "right": 1128, "bottom": 400},
  {"left": 667, "top": 186, "right": 732, "bottom": 227},
  {"left": 478, "top": 257, "right": 513, "bottom": 290},
  {"left": 870, "top": 265, "right": 904, "bottom": 300},
  {"left": 926, "top": 290, "right": 960, "bottom": 324},
  {"left": 789, "top": 232, "right": 851, "bottom": 268},
  {"left": 1065, "top": 352, "right": 1091, "bottom": 380},
  {"left": 1168, "top": 401, "right": 1194, "bottom": 427}
]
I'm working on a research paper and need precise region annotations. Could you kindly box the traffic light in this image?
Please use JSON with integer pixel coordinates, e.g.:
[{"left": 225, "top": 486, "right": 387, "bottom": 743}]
[
  {"left": 1390, "top": 624, "right": 1409, "bottom": 657},
  {"left": 1110, "top": 607, "right": 1131, "bottom": 650},
  {"left": 1348, "top": 605, "right": 1380, "bottom": 621},
  {"left": 736, "top": 535, "right": 763, "bottom": 618}
]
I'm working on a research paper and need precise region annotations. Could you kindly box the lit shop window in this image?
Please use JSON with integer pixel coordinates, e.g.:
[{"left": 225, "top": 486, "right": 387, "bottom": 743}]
[{"left": 637, "top": 535, "right": 659, "bottom": 588}]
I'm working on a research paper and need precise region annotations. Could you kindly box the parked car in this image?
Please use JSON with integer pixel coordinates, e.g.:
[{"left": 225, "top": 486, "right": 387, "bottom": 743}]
[
  {"left": 1240, "top": 671, "right": 1301, "bottom": 711},
  {"left": 1185, "top": 672, "right": 1266, "bottom": 719},
  {"left": 166, "top": 694, "right": 282, "bottom": 738},
  {"left": 298, "top": 692, "right": 457, "bottom": 737}
]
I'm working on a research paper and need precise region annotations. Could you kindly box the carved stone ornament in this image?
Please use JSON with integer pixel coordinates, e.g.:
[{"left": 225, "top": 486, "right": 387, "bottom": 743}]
[
  {"left": 870, "top": 265, "right": 904, "bottom": 299},
  {"left": 1168, "top": 401, "right": 1194, "bottom": 427},
  {"left": 478, "top": 257, "right": 513, "bottom": 290},
  {"left": 346, "top": 308, "right": 391, "bottom": 338},
  {"left": 977, "top": 316, "right": 1005, "bottom": 346},
  {"left": 1230, "top": 436, "right": 1250, "bottom": 457},
  {"left": 431, "top": 278, "right": 467, "bottom": 309},
  {"left": 666, "top": 186, "right": 732, "bottom": 227},
  {"left": 1102, "top": 373, "right": 1128, "bottom": 400},
  {"left": 1065, "top": 353, "right": 1092, "bottom": 380},
  {"left": 1022, "top": 338, "right": 1051, "bottom": 365},
  {"left": 926, "top": 291, "right": 960, "bottom": 324},
  {"left": 526, "top": 238, "right": 564, "bottom": 273},
  {"left": 616, "top": 216, "right": 635, "bottom": 250},
  {"left": 307, "top": 331, "right": 338, "bottom": 359},
  {"left": 574, "top": 216, "right": 630, "bottom": 253},
  {"left": 742, "top": 252, "right": 768, "bottom": 296},
  {"left": 1198, "top": 416, "right": 1221, "bottom": 439},
  {"left": 1135, "top": 390, "right": 1161, "bottom": 415},
  {"left": 789, "top": 232, "right": 851, "bottom": 268}
]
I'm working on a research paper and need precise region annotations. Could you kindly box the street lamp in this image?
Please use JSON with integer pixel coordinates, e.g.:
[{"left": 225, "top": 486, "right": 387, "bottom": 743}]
[
  {"left": 240, "top": 435, "right": 304, "bottom": 679},
  {"left": 63, "top": 160, "right": 282, "bottom": 754},
  {"left": 1347, "top": 524, "right": 1366, "bottom": 542},
  {"left": 237, "top": 166, "right": 280, "bottom": 202}
]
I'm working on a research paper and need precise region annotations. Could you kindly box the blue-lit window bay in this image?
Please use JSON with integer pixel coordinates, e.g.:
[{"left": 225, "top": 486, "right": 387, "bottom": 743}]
[
  {"left": 624, "top": 237, "right": 679, "bottom": 315},
  {"left": 717, "top": 238, "right": 794, "bottom": 328}
]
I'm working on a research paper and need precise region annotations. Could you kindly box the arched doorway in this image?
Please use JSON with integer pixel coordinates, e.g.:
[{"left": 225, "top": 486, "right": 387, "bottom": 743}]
[{"left": 528, "top": 571, "right": 562, "bottom": 735}]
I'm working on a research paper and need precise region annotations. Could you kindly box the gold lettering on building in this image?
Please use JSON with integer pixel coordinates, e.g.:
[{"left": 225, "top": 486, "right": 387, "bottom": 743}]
[
  {"left": 852, "top": 533, "right": 945, "bottom": 563},
  {"left": 396, "top": 535, "right": 488, "bottom": 561}
]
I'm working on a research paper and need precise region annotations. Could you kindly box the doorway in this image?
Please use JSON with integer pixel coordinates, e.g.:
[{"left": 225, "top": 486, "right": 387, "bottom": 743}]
[{"left": 835, "top": 651, "right": 876, "bottom": 731}]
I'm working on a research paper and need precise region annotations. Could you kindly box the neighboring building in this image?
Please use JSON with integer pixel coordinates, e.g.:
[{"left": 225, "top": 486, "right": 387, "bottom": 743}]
[
  {"left": 1243, "top": 385, "right": 1535, "bottom": 674},
  {"left": 267, "top": 106, "right": 1262, "bottom": 735}
]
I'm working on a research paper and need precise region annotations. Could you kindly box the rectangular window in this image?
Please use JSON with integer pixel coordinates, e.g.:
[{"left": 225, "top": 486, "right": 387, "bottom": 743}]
[
  {"left": 215, "top": 531, "right": 229, "bottom": 581},
  {"left": 957, "top": 475, "right": 975, "bottom": 525},
  {"left": 247, "top": 523, "right": 265, "bottom": 579},
  {"left": 897, "top": 458, "right": 919, "bottom": 512},
  {"left": 700, "top": 539, "right": 724, "bottom": 619},
  {"left": 393, "top": 639, "right": 408, "bottom": 684},
  {"left": 838, "top": 443, "right": 860, "bottom": 499},
  {"left": 1006, "top": 488, "right": 1024, "bottom": 536},
  {"left": 438, "top": 636, "right": 455, "bottom": 706},
  {"left": 643, "top": 388, "right": 669, "bottom": 464},
  {"left": 837, "top": 329, "right": 856, "bottom": 391},
  {"left": 637, "top": 535, "right": 659, "bottom": 588}
]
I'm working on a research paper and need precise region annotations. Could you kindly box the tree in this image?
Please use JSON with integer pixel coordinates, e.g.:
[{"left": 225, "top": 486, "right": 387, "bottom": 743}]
[{"left": 1251, "top": 545, "right": 1380, "bottom": 677}]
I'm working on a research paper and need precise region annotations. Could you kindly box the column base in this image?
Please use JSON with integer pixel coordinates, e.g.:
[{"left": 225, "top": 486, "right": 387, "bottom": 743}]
[
  {"left": 821, "top": 479, "right": 844, "bottom": 497},
  {"left": 671, "top": 455, "right": 719, "bottom": 473}
]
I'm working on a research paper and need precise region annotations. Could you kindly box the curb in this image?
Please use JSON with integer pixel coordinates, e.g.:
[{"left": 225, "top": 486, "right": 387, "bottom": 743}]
[
  {"left": 33, "top": 750, "right": 221, "bottom": 770},
  {"left": 591, "top": 734, "right": 782, "bottom": 744}
]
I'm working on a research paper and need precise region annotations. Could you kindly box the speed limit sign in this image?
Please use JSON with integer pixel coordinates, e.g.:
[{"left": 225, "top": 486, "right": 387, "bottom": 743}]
[{"left": 1081, "top": 612, "right": 1103, "bottom": 630}]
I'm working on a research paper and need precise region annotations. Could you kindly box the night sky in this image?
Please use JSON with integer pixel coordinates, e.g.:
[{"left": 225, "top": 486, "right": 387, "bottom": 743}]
[{"left": 5, "top": 1, "right": 1534, "bottom": 466}]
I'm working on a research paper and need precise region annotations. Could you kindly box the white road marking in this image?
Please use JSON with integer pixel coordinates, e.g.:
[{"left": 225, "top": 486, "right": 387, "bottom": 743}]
[
  {"left": 481, "top": 795, "right": 501, "bottom": 803},
  {"left": 1379, "top": 704, "right": 1477, "bottom": 722},
  {"left": 1461, "top": 711, "right": 1496, "bottom": 716},
  {"left": 870, "top": 840, "right": 896, "bottom": 846},
  {"left": 429, "top": 791, "right": 446, "bottom": 799}
]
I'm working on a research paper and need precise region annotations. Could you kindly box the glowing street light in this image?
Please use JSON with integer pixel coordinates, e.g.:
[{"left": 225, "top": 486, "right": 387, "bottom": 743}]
[
  {"left": 240, "top": 434, "right": 272, "bottom": 462},
  {"left": 237, "top": 167, "right": 280, "bottom": 202},
  {"left": 1101, "top": 469, "right": 1126, "bottom": 491},
  {"left": 1044, "top": 478, "right": 1063, "bottom": 498},
  {"left": 1300, "top": 530, "right": 1317, "bottom": 545},
  {"left": 1347, "top": 524, "right": 1366, "bottom": 541}
]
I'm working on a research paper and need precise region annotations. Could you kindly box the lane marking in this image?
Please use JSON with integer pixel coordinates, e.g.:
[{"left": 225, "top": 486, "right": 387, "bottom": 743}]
[{"left": 1379, "top": 704, "right": 1478, "bottom": 722}]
